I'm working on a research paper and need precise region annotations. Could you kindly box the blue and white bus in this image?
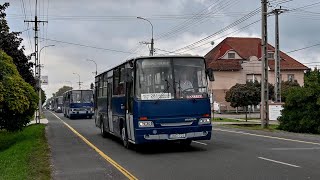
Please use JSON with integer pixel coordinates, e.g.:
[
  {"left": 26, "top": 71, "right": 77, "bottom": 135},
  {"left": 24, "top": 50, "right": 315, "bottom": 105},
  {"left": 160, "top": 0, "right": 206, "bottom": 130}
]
[
  {"left": 63, "top": 90, "right": 94, "bottom": 119},
  {"left": 94, "top": 55, "right": 214, "bottom": 148}
]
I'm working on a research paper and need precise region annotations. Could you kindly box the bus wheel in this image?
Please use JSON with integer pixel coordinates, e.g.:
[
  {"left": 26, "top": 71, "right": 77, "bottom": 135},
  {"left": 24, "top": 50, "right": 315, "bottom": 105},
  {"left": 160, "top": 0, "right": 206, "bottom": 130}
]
[
  {"left": 121, "top": 127, "right": 131, "bottom": 149},
  {"left": 100, "top": 120, "right": 107, "bottom": 138}
]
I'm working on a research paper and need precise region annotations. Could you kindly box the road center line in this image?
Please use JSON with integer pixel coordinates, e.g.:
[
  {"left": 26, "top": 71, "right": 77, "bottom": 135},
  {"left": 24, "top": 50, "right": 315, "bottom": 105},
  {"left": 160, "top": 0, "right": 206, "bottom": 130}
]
[
  {"left": 193, "top": 141, "right": 208, "bottom": 146},
  {"left": 213, "top": 128, "right": 320, "bottom": 146},
  {"left": 271, "top": 147, "right": 320, "bottom": 150},
  {"left": 258, "top": 157, "right": 301, "bottom": 168},
  {"left": 49, "top": 112, "right": 138, "bottom": 180}
]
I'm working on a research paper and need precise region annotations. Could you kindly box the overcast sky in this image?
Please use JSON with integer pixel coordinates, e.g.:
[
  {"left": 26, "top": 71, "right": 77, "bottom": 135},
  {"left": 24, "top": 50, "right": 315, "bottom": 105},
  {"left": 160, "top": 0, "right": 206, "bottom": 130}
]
[{"left": 4, "top": 0, "right": 320, "bottom": 98}]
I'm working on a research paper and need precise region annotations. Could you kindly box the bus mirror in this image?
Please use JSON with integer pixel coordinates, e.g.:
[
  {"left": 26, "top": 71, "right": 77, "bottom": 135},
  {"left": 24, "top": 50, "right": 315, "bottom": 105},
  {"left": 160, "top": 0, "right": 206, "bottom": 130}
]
[
  {"left": 206, "top": 68, "right": 215, "bottom": 81},
  {"left": 124, "top": 68, "right": 133, "bottom": 82}
]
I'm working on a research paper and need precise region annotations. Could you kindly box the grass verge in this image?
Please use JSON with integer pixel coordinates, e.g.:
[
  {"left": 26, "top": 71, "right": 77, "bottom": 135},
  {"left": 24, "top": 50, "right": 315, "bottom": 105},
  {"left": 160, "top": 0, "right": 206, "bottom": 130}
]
[
  {"left": 212, "top": 118, "right": 240, "bottom": 122},
  {"left": 221, "top": 124, "right": 279, "bottom": 131},
  {"left": 0, "top": 124, "right": 51, "bottom": 180}
]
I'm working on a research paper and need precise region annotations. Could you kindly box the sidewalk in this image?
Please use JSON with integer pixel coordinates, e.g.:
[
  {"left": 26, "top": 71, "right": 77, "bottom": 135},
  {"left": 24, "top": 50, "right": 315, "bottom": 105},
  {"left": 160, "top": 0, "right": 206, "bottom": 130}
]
[
  {"left": 212, "top": 119, "right": 279, "bottom": 125},
  {"left": 28, "top": 118, "right": 49, "bottom": 125}
]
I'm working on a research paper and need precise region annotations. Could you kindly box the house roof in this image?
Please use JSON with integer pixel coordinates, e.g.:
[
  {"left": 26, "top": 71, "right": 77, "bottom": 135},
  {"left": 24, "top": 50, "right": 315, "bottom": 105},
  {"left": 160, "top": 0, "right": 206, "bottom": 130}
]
[
  {"left": 205, "top": 37, "right": 309, "bottom": 71},
  {"left": 209, "top": 59, "right": 242, "bottom": 71}
]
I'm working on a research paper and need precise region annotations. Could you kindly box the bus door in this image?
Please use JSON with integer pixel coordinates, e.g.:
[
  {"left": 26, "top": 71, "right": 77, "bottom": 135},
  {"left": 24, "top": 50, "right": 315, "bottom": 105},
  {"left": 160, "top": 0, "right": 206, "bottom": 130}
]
[
  {"left": 125, "top": 78, "right": 135, "bottom": 141},
  {"left": 107, "top": 82, "right": 114, "bottom": 133}
]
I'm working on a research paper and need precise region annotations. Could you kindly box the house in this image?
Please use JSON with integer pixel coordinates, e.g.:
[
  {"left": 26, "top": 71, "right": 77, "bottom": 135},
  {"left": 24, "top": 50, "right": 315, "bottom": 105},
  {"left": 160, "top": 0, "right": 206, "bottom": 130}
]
[{"left": 204, "top": 37, "right": 309, "bottom": 111}]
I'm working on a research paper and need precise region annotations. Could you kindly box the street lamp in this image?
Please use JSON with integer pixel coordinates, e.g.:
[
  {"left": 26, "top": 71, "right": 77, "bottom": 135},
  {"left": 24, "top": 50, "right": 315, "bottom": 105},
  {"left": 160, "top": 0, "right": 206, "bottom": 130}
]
[
  {"left": 73, "top": 72, "right": 81, "bottom": 89},
  {"left": 137, "top": 16, "right": 154, "bottom": 56},
  {"left": 86, "top": 59, "right": 97, "bottom": 75},
  {"left": 37, "top": 44, "right": 55, "bottom": 124}
]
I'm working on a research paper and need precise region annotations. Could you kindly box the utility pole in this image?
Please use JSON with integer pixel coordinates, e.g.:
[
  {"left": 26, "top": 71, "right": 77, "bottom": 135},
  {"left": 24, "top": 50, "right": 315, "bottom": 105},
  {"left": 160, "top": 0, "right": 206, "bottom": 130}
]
[
  {"left": 24, "top": 0, "right": 48, "bottom": 124},
  {"left": 261, "top": 0, "right": 269, "bottom": 128},
  {"left": 272, "top": 7, "right": 287, "bottom": 102}
]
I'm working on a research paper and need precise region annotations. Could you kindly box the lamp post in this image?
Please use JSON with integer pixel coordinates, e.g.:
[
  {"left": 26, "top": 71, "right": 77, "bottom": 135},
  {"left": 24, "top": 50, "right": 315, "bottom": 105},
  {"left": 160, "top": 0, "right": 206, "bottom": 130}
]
[
  {"left": 137, "top": 16, "right": 154, "bottom": 56},
  {"left": 37, "top": 44, "right": 54, "bottom": 124},
  {"left": 86, "top": 59, "right": 97, "bottom": 75},
  {"left": 73, "top": 72, "right": 81, "bottom": 89}
]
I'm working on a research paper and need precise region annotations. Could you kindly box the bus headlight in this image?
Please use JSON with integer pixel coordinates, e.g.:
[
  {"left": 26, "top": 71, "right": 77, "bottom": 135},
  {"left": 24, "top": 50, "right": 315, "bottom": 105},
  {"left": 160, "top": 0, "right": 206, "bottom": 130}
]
[
  {"left": 199, "top": 118, "right": 211, "bottom": 125},
  {"left": 138, "top": 121, "right": 154, "bottom": 128}
]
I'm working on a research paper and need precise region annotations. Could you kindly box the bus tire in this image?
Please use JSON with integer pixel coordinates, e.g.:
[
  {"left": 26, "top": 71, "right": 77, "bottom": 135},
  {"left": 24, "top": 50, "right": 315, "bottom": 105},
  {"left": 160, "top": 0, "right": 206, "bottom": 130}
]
[
  {"left": 121, "top": 126, "right": 131, "bottom": 149},
  {"left": 100, "top": 120, "right": 108, "bottom": 138}
]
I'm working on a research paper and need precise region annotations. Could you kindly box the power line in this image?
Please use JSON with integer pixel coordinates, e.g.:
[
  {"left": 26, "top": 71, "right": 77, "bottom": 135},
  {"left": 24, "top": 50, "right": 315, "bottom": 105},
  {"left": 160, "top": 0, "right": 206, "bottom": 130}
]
[
  {"left": 178, "top": 18, "right": 262, "bottom": 54},
  {"left": 7, "top": 11, "right": 258, "bottom": 21},
  {"left": 20, "top": 0, "right": 33, "bottom": 52},
  {"left": 157, "top": 0, "right": 240, "bottom": 41},
  {"left": 287, "top": 43, "right": 320, "bottom": 53},
  {"left": 38, "top": 37, "right": 136, "bottom": 54},
  {"left": 166, "top": 7, "right": 261, "bottom": 54}
]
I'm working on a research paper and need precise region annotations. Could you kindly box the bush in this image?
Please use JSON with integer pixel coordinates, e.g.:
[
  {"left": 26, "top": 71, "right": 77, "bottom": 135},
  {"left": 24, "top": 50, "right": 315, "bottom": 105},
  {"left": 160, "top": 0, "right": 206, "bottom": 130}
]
[
  {"left": 0, "top": 50, "right": 38, "bottom": 131},
  {"left": 278, "top": 69, "right": 320, "bottom": 134}
]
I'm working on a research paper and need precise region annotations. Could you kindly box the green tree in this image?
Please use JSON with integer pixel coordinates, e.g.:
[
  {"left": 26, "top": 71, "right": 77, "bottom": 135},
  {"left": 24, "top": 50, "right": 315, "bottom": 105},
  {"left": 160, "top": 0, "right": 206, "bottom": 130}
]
[
  {"left": 225, "top": 82, "right": 260, "bottom": 121},
  {"left": 278, "top": 69, "right": 320, "bottom": 134},
  {"left": 0, "top": 3, "right": 36, "bottom": 87},
  {"left": 0, "top": 50, "right": 38, "bottom": 131},
  {"left": 53, "top": 86, "right": 72, "bottom": 97},
  {"left": 281, "top": 80, "right": 300, "bottom": 102}
]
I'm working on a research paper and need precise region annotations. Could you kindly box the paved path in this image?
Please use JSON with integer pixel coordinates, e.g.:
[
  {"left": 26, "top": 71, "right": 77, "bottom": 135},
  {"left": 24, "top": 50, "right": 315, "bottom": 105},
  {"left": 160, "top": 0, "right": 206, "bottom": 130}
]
[
  {"left": 214, "top": 113, "right": 260, "bottom": 119},
  {"left": 45, "top": 111, "right": 320, "bottom": 180},
  {"left": 28, "top": 118, "right": 49, "bottom": 125},
  {"left": 45, "top": 111, "right": 126, "bottom": 180}
]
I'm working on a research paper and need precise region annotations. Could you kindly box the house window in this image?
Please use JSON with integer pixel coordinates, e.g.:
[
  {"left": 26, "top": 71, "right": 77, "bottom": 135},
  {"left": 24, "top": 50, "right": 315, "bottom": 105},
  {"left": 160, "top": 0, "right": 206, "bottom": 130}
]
[
  {"left": 246, "top": 74, "right": 261, "bottom": 83},
  {"left": 288, "top": 74, "right": 295, "bottom": 82},
  {"left": 267, "top": 52, "right": 274, "bottom": 59},
  {"left": 228, "top": 52, "right": 235, "bottom": 59}
]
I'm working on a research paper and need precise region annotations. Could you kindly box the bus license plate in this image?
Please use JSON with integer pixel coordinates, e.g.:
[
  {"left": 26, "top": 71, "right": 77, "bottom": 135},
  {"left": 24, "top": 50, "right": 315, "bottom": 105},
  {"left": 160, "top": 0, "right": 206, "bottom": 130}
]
[{"left": 170, "top": 133, "right": 186, "bottom": 139}]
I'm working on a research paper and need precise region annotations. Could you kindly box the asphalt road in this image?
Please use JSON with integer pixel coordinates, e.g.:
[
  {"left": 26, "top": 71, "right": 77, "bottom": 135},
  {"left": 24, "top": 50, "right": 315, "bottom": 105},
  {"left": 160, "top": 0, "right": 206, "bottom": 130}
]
[{"left": 45, "top": 111, "right": 320, "bottom": 180}]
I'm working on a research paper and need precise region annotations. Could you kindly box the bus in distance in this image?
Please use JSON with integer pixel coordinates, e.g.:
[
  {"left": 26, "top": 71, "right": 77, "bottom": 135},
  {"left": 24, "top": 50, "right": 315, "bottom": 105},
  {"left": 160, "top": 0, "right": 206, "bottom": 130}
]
[
  {"left": 94, "top": 55, "right": 214, "bottom": 148},
  {"left": 54, "top": 96, "right": 63, "bottom": 113},
  {"left": 63, "top": 89, "right": 94, "bottom": 119}
]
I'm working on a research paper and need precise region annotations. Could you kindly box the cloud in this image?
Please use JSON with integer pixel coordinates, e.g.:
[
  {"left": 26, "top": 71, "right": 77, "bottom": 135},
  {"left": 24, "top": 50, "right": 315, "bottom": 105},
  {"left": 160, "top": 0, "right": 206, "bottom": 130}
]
[{"left": 5, "top": 0, "right": 320, "bottom": 97}]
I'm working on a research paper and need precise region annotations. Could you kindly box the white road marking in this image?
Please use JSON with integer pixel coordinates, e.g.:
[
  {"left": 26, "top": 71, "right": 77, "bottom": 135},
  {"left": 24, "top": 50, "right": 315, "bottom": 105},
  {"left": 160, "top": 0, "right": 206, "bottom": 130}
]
[
  {"left": 271, "top": 147, "right": 320, "bottom": 151},
  {"left": 193, "top": 141, "right": 208, "bottom": 146},
  {"left": 258, "top": 157, "right": 301, "bottom": 168},
  {"left": 213, "top": 128, "right": 320, "bottom": 146}
]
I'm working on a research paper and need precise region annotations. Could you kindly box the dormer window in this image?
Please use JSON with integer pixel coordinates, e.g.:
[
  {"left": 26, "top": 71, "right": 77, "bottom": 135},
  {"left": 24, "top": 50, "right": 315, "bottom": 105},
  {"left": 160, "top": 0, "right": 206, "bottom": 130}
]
[
  {"left": 228, "top": 52, "right": 235, "bottom": 59},
  {"left": 267, "top": 52, "right": 274, "bottom": 59}
]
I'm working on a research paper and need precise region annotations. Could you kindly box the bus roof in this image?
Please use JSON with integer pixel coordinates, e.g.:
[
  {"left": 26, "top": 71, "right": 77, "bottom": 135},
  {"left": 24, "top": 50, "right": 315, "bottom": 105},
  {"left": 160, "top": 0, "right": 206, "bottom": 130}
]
[
  {"left": 96, "top": 55, "right": 204, "bottom": 77},
  {"left": 63, "top": 89, "right": 93, "bottom": 95}
]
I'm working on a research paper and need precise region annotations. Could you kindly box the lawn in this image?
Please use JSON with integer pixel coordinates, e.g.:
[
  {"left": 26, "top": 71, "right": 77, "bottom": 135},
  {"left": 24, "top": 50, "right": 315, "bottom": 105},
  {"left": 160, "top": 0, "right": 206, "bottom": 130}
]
[
  {"left": 0, "top": 124, "right": 51, "bottom": 180},
  {"left": 212, "top": 118, "right": 240, "bottom": 122}
]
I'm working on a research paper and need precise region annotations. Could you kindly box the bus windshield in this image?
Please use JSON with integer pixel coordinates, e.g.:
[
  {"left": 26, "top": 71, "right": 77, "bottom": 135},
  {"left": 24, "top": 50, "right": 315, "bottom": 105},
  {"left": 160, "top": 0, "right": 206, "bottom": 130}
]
[
  {"left": 135, "top": 58, "right": 208, "bottom": 100},
  {"left": 58, "top": 96, "right": 63, "bottom": 104},
  {"left": 71, "top": 90, "right": 93, "bottom": 103}
]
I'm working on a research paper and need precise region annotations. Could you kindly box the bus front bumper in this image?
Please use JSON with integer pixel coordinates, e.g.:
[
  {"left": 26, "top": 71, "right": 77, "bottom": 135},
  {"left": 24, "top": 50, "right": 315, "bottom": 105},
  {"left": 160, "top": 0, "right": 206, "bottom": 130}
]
[{"left": 134, "top": 125, "right": 212, "bottom": 144}]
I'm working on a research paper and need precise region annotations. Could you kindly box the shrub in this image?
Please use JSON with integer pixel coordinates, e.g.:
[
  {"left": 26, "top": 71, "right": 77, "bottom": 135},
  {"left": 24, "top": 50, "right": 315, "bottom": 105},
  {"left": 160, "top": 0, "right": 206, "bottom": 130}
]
[
  {"left": 278, "top": 69, "right": 320, "bottom": 134},
  {"left": 0, "top": 50, "right": 38, "bottom": 131}
]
